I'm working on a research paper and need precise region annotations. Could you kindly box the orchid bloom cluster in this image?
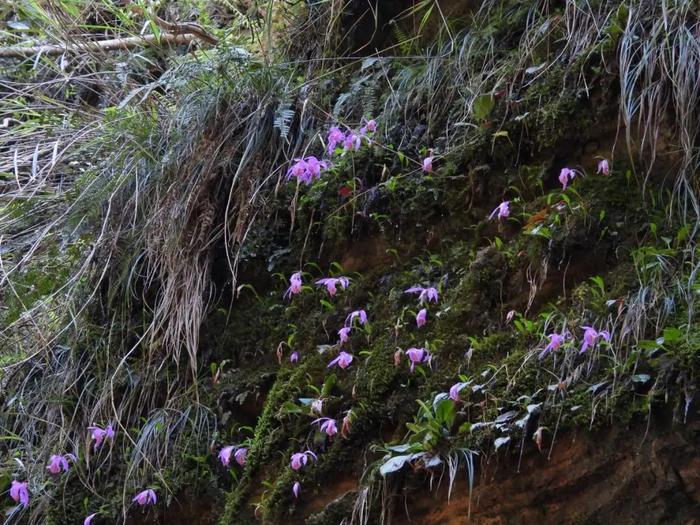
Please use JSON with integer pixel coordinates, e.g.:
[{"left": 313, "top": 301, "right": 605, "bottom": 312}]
[
  {"left": 328, "top": 308, "right": 368, "bottom": 368},
  {"left": 218, "top": 445, "right": 248, "bottom": 467},
  {"left": 327, "top": 119, "right": 376, "bottom": 155},
  {"left": 286, "top": 156, "right": 328, "bottom": 185},
  {"left": 559, "top": 157, "right": 611, "bottom": 190},
  {"left": 536, "top": 326, "right": 611, "bottom": 359},
  {"left": 7, "top": 422, "right": 130, "bottom": 523},
  {"left": 9, "top": 480, "right": 29, "bottom": 507},
  {"left": 405, "top": 285, "right": 439, "bottom": 328}
]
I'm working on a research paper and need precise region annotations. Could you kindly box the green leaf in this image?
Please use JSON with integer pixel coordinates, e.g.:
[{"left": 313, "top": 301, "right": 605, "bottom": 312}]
[
  {"left": 473, "top": 94, "right": 494, "bottom": 121},
  {"left": 280, "top": 401, "right": 304, "bottom": 414},
  {"left": 662, "top": 327, "right": 682, "bottom": 344}
]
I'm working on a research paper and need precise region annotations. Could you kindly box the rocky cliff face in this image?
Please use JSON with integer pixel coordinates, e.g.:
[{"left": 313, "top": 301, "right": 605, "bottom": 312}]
[{"left": 2, "top": 2, "right": 700, "bottom": 524}]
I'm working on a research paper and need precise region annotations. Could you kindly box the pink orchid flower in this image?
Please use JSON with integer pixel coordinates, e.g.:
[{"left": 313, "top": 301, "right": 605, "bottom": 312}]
[
  {"left": 292, "top": 481, "right": 301, "bottom": 498},
  {"left": 539, "top": 333, "right": 566, "bottom": 359},
  {"left": 328, "top": 127, "right": 345, "bottom": 154},
  {"left": 219, "top": 446, "right": 247, "bottom": 467},
  {"left": 286, "top": 157, "right": 328, "bottom": 185},
  {"left": 9, "top": 480, "right": 29, "bottom": 507},
  {"left": 88, "top": 423, "right": 115, "bottom": 450},
  {"left": 405, "top": 286, "right": 439, "bottom": 304},
  {"left": 346, "top": 309, "right": 368, "bottom": 326},
  {"left": 316, "top": 276, "right": 350, "bottom": 296},
  {"left": 405, "top": 347, "right": 431, "bottom": 373},
  {"left": 328, "top": 351, "right": 354, "bottom": 369},
  {"left": 290, "top": 351, "right": 299, "bottom": 364},
  {"left": 489, "top": 201, "right": 510, "bottom": 220},
  {"left": 343, "top": 133, "right": 361, "bottom": 152},
  {"left": 234, "top": 447, "right": 248, "bottom": 466},
  {"left": 290, "top": 450, "right": 317, "bottom": 470},
  {"left": 422, "top": 154, "right": 433, "bottom": 173},
  {"left": 360, "top": 119, "right": 377, "bottom": 135},
  {"left": 46, "top": 453, "right": 76, "bottom": 474},
  {"left": 597, "top": 159, "right": 610, "bottom": 176},
  {"left": 312, "top": 417, "right": 338, "bottom": 437},
  {"left": 338, "top": 326, "right": 352, "bottom": 346},
  {"left": 416, "top": 308, "right": 427, "bottom": 328},
  {"left": 559, "top": 167, "right": 576, "bottom": 190},
  {"left": 84, "top": 513, "right": 98, "bottom": 525},
  {"left": 287, "top": 158, "right": 307, "bottom": 181},
  {"left": 580, "top": 326, "right": 611, "bottom": 354},
  {"left": 449, "top": 382, "right": 469, "bottom": 402},
  {"left": 284, "top": 272, "right": 303, "bottom": 299},
  {"left": 132, "top": 489, "right": 157, "bottom": 506}
]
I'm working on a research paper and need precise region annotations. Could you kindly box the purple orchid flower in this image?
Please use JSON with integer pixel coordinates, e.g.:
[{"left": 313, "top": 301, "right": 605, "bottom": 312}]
[
  {"left": 312, "top": 417, "right": 338, "bottom": 437},
  {"left": 286, "top": 157, "right": 328, "bottom": 185},
  {"left": 422, "top": 154, "right": 433, "bottom": 173},
  {"left": 328, "top": 351, "right": 353, "bottom": 369},
  {"left": 416, "top": 308, "right": 427, "bottom": 328},
  {"left": 580, "top": 326, "right": 611, "bottom": 354},
  {"left": 343, "top": 133, "right": 361, "bottom": 152},
  {"left": 338, "top": 326, "right": 352, "bottom": 346},
  {"left": 449, "top": 382, "right": 469, "bottom": 402},
  {"left": 9, "top": 480, "right": 29, "bottom": 507},
  {"left": 84, "top": 513, "right": 98, "bottom": 525},
  {"left": 489, "top": 201, "right": 510, "bottom": 220},
  {"left": 290, "top": 450, "right": 317, "bottom": 470},
  {"left": 46, "top": 453, "right": 76, "bottom": 474},
  {"left": 284, "top": 272, "right": 303, "bottom": 299},
  {"left": 597, "top": 159, "right": 610, "bottom": 176},
  {"left": 539, "top": 333, "right": 566, "bottom": 359},
  {"left": 219, "top": 446, "right": 247, "bottom": 467},
  {"left": 405, "top": 286, "right": 439, "bottom": 305},
  {"left": 218, "top": 445, "right": 235, "bottom": 467},
  {"left": 290, "top": 351, "right": 299, "bottom": 364},
  {"left": 304, "top": 156, "right": 327, "bottom": 181},
  {"left": 132, "top": 489, "right": 157, "bottom": 506},
  {"left": 292, "top": 481, "right": 301, "bottom": 499},
  {"left": 287, "top": 158, "right": 307, "bottom": 181},
  {"left": 405, "top": 347, "right": 431, "bottom": 373},
  {"left": 559, "top": 167, "right": 576, "bottom": 190},
  {"left": 234, "top": 447, "right": 248, "bottom": 466},
  {"left": 316, "top": 276, "right": 350, "bottom": 296},
  {"left": 88, "top": 423, "right": 115, "bottom": 450},
  {"left": 328, "top": 127, "right": 345, "bottom": 154},
  {"left": 346, "top": 309, "right": 368, "bottom": 326},
  {"left": 360, "top": 119, "right": 377, "bottom": 135}
]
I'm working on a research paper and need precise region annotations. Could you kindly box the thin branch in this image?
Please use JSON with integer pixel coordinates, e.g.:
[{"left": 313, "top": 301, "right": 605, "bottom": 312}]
[{"left": 0, "top": 33, "right": 210, "bottom": 58}]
